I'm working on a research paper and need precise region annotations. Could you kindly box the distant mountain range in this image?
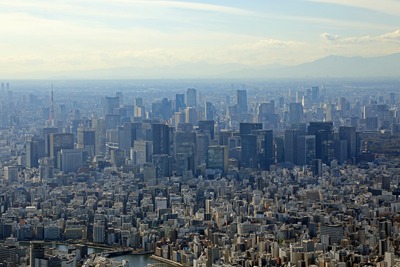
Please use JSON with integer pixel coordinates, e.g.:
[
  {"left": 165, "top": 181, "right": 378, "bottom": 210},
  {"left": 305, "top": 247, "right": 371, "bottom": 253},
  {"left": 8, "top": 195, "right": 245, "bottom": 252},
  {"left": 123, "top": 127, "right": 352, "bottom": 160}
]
[
  {"left": 220, "top": 53, "right": 400, "bottom": 79},
  {"left": 23, "top": 53, "right": 400, "bottom": 79}
]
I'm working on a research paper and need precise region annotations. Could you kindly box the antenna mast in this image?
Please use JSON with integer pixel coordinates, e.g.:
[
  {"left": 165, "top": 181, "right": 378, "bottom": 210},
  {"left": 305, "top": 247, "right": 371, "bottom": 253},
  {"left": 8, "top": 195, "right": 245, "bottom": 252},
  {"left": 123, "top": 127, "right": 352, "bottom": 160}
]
[{"left": 50, "top": 84, "right": 55, "bottom": 127}]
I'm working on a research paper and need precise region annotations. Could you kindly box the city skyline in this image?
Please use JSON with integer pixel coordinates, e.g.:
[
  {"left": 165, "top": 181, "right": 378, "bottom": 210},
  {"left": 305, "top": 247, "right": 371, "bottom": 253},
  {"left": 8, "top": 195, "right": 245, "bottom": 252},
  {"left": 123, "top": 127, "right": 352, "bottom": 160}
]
[{"left": 1, "top": 0, "right": 399, "bottom": 79}]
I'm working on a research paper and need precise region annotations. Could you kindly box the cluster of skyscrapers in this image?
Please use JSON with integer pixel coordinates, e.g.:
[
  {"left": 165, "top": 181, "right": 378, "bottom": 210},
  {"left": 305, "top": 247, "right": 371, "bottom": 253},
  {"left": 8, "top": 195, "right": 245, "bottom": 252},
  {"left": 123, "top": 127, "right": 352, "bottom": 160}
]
[{"left": 0, "top": 81, "right": 399, "bottom": 266}]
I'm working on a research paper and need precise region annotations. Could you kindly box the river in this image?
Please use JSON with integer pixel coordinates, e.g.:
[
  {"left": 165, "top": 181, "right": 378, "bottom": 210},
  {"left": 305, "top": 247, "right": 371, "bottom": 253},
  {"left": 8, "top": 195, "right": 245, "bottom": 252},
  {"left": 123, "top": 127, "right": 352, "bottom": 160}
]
[{"left": 57, "top": 245, "right": 160, "bottom": 267}]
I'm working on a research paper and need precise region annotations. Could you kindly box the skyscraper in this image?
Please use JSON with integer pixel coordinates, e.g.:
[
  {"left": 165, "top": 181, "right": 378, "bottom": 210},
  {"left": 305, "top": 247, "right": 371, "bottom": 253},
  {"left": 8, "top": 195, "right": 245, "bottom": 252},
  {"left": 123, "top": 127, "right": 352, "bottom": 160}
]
[
  {"left": 30, "top": 241, "right": 45, "bottom": 267},
  {"left": 308, "top": 122, "right": 334, "bottom": 164},
  {"left": 26, "top": 136, "right": 45, "bottom": 168},
  {"left": 296, "top": 135, "right": 316, "bottom": 166},
  {"left": 60, "top": 149, "right": 85, "bottom": 173},
  {"left": 104, "top": 96, "right": 119, "bottom": 116},
  {"left": 49, "top": 133, "right": 74, "bottom": 168},
  {"left": 241, "top": 134, "right": 257, "bottom": 169},
  {"left": 185, "top": 107, "right": 198, "bottom": 125},
  {"left": 204, "top": 101, "right": 215, "bottom": 121},
  {"left": 153, "top": 154, "right": 172, "bottom": 178},
  {"left": 26, "top": 141, "right": 39, "bottom": 169},
  {"left": 289, "top": 103, "right": 304, "bottom": 125},
  {"left": 174, "top": 131, "right": 196, "bottom": 173},
  {"left": 206, "top": 145, "right": 228, "bottom": 174},
  {"left": 239, "top": 122, "right": 262, "bottom": 136},
  {"left": 284, "top": 129, "right": 297, "bottom": 163},
  {"left": 311, "top": 86, "right": 320, "bottom": 104},
  {"left": 339, "top": 126, "right": 357, "bottom": 163},
  {"left": 152, "top": 123, "right": 172, "bottom": 155},
  {"left": 175, "top": 94, "right": 186, "bottom": 112},
  {"left": 236, "top": 89, "right": 248, "bottom": 115},
  {"left": 196, "top": 131, "right": 211, "bottom": 167},
  {"left": 257, "top": 130, "right": 274, "bottom": 170},
  {"left": 131, "top": 140, "right": 153, "bottom": 164},
  {"left": 77, "top": 128, "right": 96, "bottom": 156},
  {"left": 187, "top": 88, "right": 197, "bottom": 107},
  {"left": 198, "top": 120, "right": 215, "bottom": 140}
]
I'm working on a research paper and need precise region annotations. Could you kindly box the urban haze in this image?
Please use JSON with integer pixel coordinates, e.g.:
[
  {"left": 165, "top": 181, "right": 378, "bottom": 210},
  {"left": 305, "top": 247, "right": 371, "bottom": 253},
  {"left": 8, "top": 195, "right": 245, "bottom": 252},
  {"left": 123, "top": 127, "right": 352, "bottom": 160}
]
[{"left": 1, "top": 1, "right": 400, "bottom": 267}]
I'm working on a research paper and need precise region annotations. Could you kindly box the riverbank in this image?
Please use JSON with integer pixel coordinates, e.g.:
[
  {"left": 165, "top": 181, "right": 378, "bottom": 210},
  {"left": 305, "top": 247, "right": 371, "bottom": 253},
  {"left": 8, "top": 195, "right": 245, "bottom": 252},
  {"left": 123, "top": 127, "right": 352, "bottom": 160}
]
[
  {"left": 18, "top": 240, "right": 153, "bottom": 255},
  {"left": 150, "top": 255, "right": 191, "bottom": 267}
]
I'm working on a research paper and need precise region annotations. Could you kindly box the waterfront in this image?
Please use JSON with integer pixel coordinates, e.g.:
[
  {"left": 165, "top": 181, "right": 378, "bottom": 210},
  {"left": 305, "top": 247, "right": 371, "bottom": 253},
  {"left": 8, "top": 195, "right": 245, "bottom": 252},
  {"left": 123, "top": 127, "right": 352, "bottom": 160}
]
[
  {"left": 57, "top": 245, "right": 159, "bottom": 267},
  {"left": 111, "top": 254, "right": 159, "bottom": 267}
]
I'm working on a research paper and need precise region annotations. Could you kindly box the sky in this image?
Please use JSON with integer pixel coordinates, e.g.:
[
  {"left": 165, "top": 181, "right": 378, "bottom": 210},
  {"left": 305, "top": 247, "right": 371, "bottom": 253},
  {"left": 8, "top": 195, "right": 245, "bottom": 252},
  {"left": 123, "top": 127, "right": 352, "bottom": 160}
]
[{"left": 0, "top": 0, "right": 399, "bottom": 78}]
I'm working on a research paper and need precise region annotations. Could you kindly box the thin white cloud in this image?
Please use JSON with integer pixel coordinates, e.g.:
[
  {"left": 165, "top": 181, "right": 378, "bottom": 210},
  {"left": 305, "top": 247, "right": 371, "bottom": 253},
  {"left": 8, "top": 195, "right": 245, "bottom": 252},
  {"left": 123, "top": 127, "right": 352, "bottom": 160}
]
[
  {"left": 320, "top": 33, "right": 340, "bottom": 41},
  {"left": 308, "top": 0, "right": 400, "bottom": 16},
  {"left": 319, "top": 30, "right": 400, "bottom": 58},
  {"left": 113, "top": 0, "right": 254, "bottom": 15},
  {"left": 321, "top": 30, "right": 400, "bottom": 44},
  {"left": 380, "top": 30, "right": 400, "bottom": 41},
  {"left": 231, "top": 39, "right": 303, "bottom": 50}
]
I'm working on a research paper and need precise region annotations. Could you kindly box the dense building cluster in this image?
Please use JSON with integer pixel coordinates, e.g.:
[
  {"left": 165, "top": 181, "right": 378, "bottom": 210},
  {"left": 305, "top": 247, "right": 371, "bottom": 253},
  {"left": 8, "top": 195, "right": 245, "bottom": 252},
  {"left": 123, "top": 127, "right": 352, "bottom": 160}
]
[{"left": 0, "top": 80, "right": 399, "bottom": 266}]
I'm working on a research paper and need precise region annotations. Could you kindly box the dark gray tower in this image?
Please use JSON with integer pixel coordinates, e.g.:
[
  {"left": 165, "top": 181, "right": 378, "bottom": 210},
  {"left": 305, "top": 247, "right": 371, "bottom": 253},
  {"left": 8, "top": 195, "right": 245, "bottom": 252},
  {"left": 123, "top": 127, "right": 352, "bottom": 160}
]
[{"left": 186, "top": 88, "right": 197, "bottom": 107}]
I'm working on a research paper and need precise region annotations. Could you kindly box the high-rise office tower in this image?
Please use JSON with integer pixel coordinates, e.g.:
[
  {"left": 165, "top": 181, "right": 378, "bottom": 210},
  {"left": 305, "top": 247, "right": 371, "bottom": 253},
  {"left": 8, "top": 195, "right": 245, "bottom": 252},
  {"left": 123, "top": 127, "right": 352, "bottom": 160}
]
[
  {"left": 152, "top": 154, "right": 172, "bottom": 178},
  {"left": 239, "top": 122, "right": 262, "bottom": 136},
  {"left": 93, "top": 221, "right": 105, "bottom": 244},
  {"left": 339, "top": 126, "right": 357, "bottom": 163},
  {"left": 289, "top": 103, "right": 304, "bottom": 125},
  {"left": 204, "top": 101, "right": 215, "bottom": 121},
  {"left": 257, "top": 102, "right": 278, "bottom": 128},
  {"left": 256, "top": 130, "right": 274, "bottom": 170},
  {"left": 4, "top": 166, "right": 18, "bottom": 183},
  {"left": 196, "top": 131, "right": 211, "bottom": 166},
  {"left": 134, "top": 97, "right": 143, "bottom": 107},
  {"left": 26, "top": 140, "right": 39, "bottom": 169},
  {"left": 296, "top": 91, "right": 305, "bottom": 104},
  {"left": 104, "top": 96, "right": 119, "bottom": 116},
  {"left": 338, "top": 97, "right": 347, "bottom": 111},
  {"left": 308, "top": 122, "right": 333, "bottom": 135},
  {"left": 206, "top": 145, "right": 228, "bottom": 174},
  {"left": 236, "top": 89, "right": 248, "bottom": 115},
  {"left": 116, "top": 91, "right": 124, "bottom": 106},
  {"left": 175, "top": 94, "right": 186, "bottom": 112},
  {"left": 198, "top": 120, "right": 215, "bottom": 140},
  {"left": 59, "top": 104, "right": 68, "bottom": 124},
  {"left": 131, "top": 140, "right": 153, "bottom": 164},
  {"left": 93, "top": 118, "right": 106, "bottom": 155},
  {"left": 311, "top": 86, "right": 320, "bottom": 104},
  {"left": 110, "top": 148, "right": 125, "bottom": 167},
  {"left": 117, "top": 122, "right": 135, "bottom": 155},
  {"left": 105, "top": 114, "right": 121, "bottom": 130},
  {"left": 152, "top": 123, "right": 172, "bottom": 155},
  {"left": 174, "top": 131, "right": 196, "bottom": 173},
  {"left": 49, "top": 133, "right": 74, "bottom": 168},
  {"left": 26, "top": 136, "right": 45, "bottom": 168},
  {"left": 42, "top": 127, "right": 58, "bottom": 156},
  {"left": 187, "top": 88, "right": 197, "bottom": 107},
  {"left": 60, "top": 149, "right": 85, "bottom": 173},
  {"left": 308, "top": 122, "right": 334, "bottom": 164},
  {"left": 30, "top": 241, "right": 45, "bottom": 267},
  {"left": 296, "top": 135, "right": 316, "bottom": 166},
  {"left": 39, "top": 158, "right": 54, "bottom": 180},
  {"left": 77, "top": 128, "right": 96, "bottom": 156},
  {"left": 275, "top": 136, "right": 285, "bottom": 163},
  {"left": 317, "top": 130, "right": 335, "bottom": 164},
  {"left": 389, "top": 92, "right": 396, "bottom": 105},
  {"left": 334, "top": 139, "right": 348, "bottom": 164},
  {"left": 312, "top": 159, "right": 322, "bottom": 176},
  {"left": 185, "top": 107, "right": 198, "bottom": 125},
  {"left": 284, "top": 129, "right": 298, "bottom": 164},
  {"left": 241, "top": 134, "right": 257, "bottom": 169}
]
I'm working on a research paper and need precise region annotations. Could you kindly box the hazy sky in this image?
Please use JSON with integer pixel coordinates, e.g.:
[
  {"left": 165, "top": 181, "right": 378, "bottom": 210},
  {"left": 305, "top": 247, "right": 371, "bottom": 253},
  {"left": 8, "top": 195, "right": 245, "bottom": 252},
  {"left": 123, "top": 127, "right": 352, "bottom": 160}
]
[{"left": 1, "top": 0, "right": 399, "bottom": 77}]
